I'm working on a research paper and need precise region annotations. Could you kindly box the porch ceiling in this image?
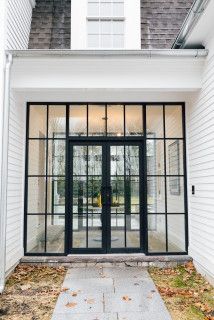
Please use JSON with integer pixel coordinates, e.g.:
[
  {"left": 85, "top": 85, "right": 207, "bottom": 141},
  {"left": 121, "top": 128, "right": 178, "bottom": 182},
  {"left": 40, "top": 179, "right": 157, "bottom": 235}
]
[{"left": 9, "top": 49, "right": 207, "bottom": 92}]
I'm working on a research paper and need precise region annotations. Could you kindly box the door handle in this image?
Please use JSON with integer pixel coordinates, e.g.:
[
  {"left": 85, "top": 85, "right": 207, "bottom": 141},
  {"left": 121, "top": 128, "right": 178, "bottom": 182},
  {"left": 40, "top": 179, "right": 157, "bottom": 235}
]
[{"left": 101, "top": 186, "right": 112, "bottom": 207}]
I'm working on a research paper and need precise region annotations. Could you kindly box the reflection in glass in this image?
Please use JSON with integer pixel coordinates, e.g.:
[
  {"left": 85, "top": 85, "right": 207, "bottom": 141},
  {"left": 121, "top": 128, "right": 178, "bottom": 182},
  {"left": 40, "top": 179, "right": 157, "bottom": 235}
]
[
  {"left": 48, "top": 105, "right": 66, "bottom": 138},
  {"left": 111, "top": 214, "right": 125, "bottom": 248},
  {"left": 165, "top": 105, "right": 183, "bottom": 138},
  {"left": 28, "top": 177, "right": 46, "bottom": 213},
  {"left": 73, "top": 146, "right": 87, "bottom": 175},
  {"left": 88, "top": 176, "right": 102, "bottom": 215},
  {"left": 73, "top": 177, "right": 87, "bottom": 214},
  {"left": 47, "top": 177, "right": 65, "bottom": 214},
  {"left": 146, "top": 105, "right": 163, "bottom": 138},
  {"left": 147, "top": 177, "right": 165, "bottom": 213},
  {"left": 88, "top": 214, "right": 102, "bottom": 248},
  {"left": 166, "top": 140, "right": 183, "bottom": 175},
  {"left": 107, "top": 105, "right": 124, "bottom": 136},
  {"left": 111, "top": 146, "right": 124, "bottom": 175},
  {"left": 148, "top": 214, "right": 166, "bottom": 252},
  {"left": 88, "top": 105, "right": 106, "bottom": 136},
  {"left": 48, "top": 140, "right": 66, "bottom": 175},
  {"left": 27, "top": 215, "right": 45, "bottom": 253},
  {"left": 28, "top": 140, "right": 46, "bottom": 176},
  {"left": 73, "top": 214, "right": 87, "bottom": 248},
  {"left": 69, "top": 105, "right": 87, "bottom": 136},
  {"left": 111, "top": 177, "right": 125, "bottom": 213},
  {"left": 147, "top": 140, "right": 164, "bottom": 175},
  {"left": 125, "top": 146, "right": 139, "bottom": 175},
  {"left": 168, "top": 215, "right": 185, "bottom": 252},
  {"left": 29, "top": 105, "right": 47, "bottom": 138},
  {"left": 88, "top": 146, "right": 102, "bottom": 175},
  {"left": 125, "top": 105, "right": 143, "bottom": 136},
  {"left": 167, "top": 177, "right": 185, "bottom": 213},
  {"left": 126, "top": 214, "right": 140, "bottom": 248},
  {"left": 46, "top": 215, "right": 65, "bottom": 253}
]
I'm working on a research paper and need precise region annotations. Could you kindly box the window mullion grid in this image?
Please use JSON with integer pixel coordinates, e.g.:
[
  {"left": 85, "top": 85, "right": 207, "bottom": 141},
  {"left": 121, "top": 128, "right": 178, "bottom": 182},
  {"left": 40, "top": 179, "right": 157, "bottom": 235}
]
[
  {"left": 163, "top": 104, "right": 168, "bottom": 253},
  {"left": 44, "top": 104, "right": 49, "bottom": 253}
]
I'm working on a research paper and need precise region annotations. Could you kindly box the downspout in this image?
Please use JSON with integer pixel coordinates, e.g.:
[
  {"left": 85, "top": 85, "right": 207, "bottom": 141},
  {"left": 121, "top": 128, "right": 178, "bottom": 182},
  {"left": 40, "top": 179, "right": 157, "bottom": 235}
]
[
  {"left": 0, "top": 53, "right": 13, "bottom": 294},
  {"left": 172, "top": 0, "right": 211, "bottom": 49}
]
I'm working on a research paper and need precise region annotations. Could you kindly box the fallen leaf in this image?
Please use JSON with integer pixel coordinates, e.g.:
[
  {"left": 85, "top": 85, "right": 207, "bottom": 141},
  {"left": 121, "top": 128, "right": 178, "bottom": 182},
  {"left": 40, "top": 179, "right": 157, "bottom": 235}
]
[
  {"left": 71, "top": 291, "right": 78, "bottom": 297},
  {"left": 65, "top": 302, "right": 77, "bottom": 308},
  {"left": 85, "top": 298, "right": 95, "bottom": 304},
  {"left": 122, "top": 295, "right": 132, "bottom": 302},
  {"left": 20, "top": 284, "right": 31, "bottom": 291},
  {"left": 61, "top": 287, "right": 69, "bottom": 292}
]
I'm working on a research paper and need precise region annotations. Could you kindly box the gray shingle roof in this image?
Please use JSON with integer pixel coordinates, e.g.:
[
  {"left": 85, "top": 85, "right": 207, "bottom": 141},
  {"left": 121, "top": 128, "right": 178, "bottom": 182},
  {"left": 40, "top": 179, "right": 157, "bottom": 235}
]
[
  {"left": 141, "top": 0, "right": 194, "bottom": 49},
  {"left": 29, "top": 0, "right": 71, "bottom": 49},
  {"left": 28, "top": 0, "right": 193, "bottom": 49}
]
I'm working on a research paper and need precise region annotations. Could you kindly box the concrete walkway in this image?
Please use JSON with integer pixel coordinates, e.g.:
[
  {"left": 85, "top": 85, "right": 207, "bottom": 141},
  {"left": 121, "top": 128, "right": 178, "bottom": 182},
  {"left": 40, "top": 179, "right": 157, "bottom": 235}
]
[{"left": 52, "top": 264, "right": 172, "bottom": 320}]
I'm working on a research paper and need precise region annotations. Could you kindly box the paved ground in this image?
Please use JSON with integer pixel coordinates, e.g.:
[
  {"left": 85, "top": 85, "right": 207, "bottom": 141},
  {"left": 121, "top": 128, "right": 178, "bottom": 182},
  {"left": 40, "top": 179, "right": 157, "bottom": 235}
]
[{"left": 52, "top": 265, "right": 172, "bottom": 320}]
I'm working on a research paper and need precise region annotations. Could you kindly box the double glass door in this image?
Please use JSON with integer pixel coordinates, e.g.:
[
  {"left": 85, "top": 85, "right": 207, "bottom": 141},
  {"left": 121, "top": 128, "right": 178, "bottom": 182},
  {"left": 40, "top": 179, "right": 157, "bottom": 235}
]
[{"left": 69, "top": 141, "right": 144, "bottom": 253}]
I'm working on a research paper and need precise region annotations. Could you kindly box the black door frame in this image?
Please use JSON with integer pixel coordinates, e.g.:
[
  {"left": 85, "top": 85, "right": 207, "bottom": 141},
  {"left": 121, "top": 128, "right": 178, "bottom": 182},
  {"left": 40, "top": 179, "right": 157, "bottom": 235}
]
[{"left": 67, "top": 138, "right": 146, "bottom": 254}]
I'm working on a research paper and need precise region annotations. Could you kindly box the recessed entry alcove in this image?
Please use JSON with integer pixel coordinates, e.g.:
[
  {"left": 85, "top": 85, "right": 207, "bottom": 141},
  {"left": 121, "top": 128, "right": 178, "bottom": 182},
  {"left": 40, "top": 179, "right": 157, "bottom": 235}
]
[{"left": 25, "top": 103, "right": 187, "bottom": 255}]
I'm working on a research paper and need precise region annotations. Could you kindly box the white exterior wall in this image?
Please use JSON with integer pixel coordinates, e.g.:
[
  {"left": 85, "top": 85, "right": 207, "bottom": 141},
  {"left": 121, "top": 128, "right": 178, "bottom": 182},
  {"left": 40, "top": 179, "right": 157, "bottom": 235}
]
[
  {"left": 187, "top": 36, "right": 214, "bottom": 285},
  {"left": 6, "top": 0, "right": 35, "bottom": 50},
  {"left": 3, "top": 0, "right": 34, "bottom": 273}
]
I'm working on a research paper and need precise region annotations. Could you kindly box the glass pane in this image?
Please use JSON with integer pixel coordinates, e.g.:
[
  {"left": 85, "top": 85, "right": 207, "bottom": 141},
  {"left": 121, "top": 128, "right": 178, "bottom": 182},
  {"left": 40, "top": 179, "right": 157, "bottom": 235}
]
[
  {"left": 111, "top": 177, "right": 125, "bottom": 213},
  {"left": 28, "top": 140, "right": 46, "bottom": 175},
  {"left": 46, "top": 215, "right": 65, "bottom": 253},
  {"left": 165, "top": 105, "right": 183, "bottom": 138},
  {"left": 125, "top": 105, "right": 143, "bottom": 136},
  {"left": 111, "top": 214, "right": 125, "bottom": 248},
  {"left": 130, "top": 177, "right": 139, "bottom": 213},
  {"left": 88, "top": 2, "right": 99, "bottom": 16},
  {"left": 88, "top": 20, "right": 99, "bottom": 34},
  {"left": 100, "top": 2, "right": 111, "bottom": 16},
  {"left": 111, "top": 146, "right": 124, "bottom": 175},
  {"left": 88, "top": 214, "right": 102, "bottom": 248},
  {"left": 73, "top": 214, "right": 87, "bottom": 248},
  {"left": 101, "top": 20, "right": 111, "bottom": 34},
  {"left": 126, "top": 214, "right": 140, "bottom": 248},
  {"left": 73, "top": 146, "right": 87, "bottom": 175},
  {"left": 88, "top": 146, "right": 102, "bottom": 175},
  {"left": 167, "top": 177, "right": 185, "bottom": 213},
  {"left": 107, "top": 104, "right": 124, "bottom": 136},
  {"left": 28, "top": 177, "right": 46, "bottom": 213},
  {"left": 147, "top": 140, "right": 164, "bottom": 175},
  {"left": 88, "top": 34, "right": 99, "bottom": 47},
  {"left": 147, "top": 177, "right": 165, "bottom": 213},
  {"left": 101, "top": 34, "right": 112, "bottom": 48},
  {"left": 146, "top": 105, "right": 163, "bottom": 138},
  {"left": 168, "top": 215, "right": 185, "bottom": 252},
  {"left": 48, "top": 105, "right": 66, "bottom": 138},
  {"left": 73, "top": 177, "right": 87, "bottom": 214},
  {"left": 113, "top": 34, "right": 124, "bottom": 48},
  {"left": 125, "top": 146, "right": 139, "bottom": 175},
  {"left": 88, "top": 105, "right": 106, "bottom": 136},
  {"left": 48, "top": 140, "right": 66, "bottom": 175},
  {"left": 166, "top": 140, "right": 183, "bottom": 175},
  {"left": 148, "top": 215, "right": 166, "bottom": 252},
  {"left": 27, "top": 215, "right": 45, "bottom": 253},
  {"left": 69, "top": 105, "right": 87, "bottom": 136},
  {"left": 88, "top": 176, "right": 102, "bottom": 214},
  {"left": 29, "top": 105, "right": 47, "bottom": 138},
  {"left": 113, "top": 21, "right": 124, "bottom": 34},
  {"left": 47, "top": 177, "right": 65, "bottom": 214},
  {"left": 113, "top": 2, "right": 124, "bottom": 16}
]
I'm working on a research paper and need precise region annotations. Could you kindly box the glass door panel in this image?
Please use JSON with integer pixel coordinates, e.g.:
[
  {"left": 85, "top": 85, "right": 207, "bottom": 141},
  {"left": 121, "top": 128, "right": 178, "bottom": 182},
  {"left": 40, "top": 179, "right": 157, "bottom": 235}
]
[
  {"left": 110, "top": 145, "right": 141, "bottom": 250},
  {"left": 71, "top": 145, "right": 103, "bottom": 250}
]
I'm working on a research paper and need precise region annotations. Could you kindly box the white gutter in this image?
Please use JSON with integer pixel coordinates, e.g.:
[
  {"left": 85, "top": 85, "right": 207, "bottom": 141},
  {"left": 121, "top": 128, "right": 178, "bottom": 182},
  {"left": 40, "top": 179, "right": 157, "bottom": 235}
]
[
  {"left": 7, "top": 49, "right": 208, "bottom": 59},
  {"left": 172, "top": 0, "right": 211, "bottom": 49},
  {"left": 0, "top": 53, "right": 13, "bottom": 294}
]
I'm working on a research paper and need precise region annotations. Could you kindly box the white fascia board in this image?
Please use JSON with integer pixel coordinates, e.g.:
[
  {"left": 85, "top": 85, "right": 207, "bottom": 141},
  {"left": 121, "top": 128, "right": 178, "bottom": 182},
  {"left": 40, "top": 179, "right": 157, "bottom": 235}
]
[{"left": 10, "top": 55, "right": 205, "bottom": 91}]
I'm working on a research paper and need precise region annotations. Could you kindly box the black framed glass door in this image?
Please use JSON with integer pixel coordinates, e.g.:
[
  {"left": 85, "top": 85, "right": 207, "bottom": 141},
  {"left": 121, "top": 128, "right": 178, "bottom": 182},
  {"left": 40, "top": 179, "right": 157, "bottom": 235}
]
[{"left": 68, "top": 141, "right": 144, "bottom": 253}]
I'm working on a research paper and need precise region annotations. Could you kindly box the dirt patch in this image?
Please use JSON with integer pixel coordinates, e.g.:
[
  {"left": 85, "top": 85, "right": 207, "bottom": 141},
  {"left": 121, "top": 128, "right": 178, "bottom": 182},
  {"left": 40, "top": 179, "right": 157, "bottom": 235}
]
[
  {"left": 0, "top": 264, "right": 66, "bottom": 320},
  {"left": 149, "top": 262, "right": 214, "bottom": 320}
]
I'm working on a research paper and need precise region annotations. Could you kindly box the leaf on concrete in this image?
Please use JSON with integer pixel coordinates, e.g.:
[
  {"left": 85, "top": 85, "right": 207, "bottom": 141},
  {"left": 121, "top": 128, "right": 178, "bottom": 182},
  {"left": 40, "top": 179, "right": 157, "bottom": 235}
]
[
  {"left": 65, "top": 302, "right": 77, "bottom": 308},
  {"left": 20, "top": 284, "right": 32, "bottom": 291},
  {"left": 122, "top": 295, "right": 132, "bottom": 301}
]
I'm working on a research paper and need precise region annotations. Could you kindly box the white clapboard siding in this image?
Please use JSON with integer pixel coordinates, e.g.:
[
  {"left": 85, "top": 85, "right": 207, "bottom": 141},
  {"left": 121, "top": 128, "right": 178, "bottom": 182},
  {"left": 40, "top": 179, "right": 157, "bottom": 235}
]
[
  {"left": 6, "top": 0, "right": 34, "bottom": 49},
  {"left": 187, "top": 36, "right": 214, "bottom": 284},
  {"left": 6, "top": 94, "right": 26, "bottom": 273}
]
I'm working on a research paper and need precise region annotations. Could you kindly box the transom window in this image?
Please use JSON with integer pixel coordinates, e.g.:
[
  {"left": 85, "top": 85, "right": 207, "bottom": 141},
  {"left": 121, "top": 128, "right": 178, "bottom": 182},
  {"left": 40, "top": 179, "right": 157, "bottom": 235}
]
[{"left": 87, "top": 0, "right": 125, "bottom": 48}]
